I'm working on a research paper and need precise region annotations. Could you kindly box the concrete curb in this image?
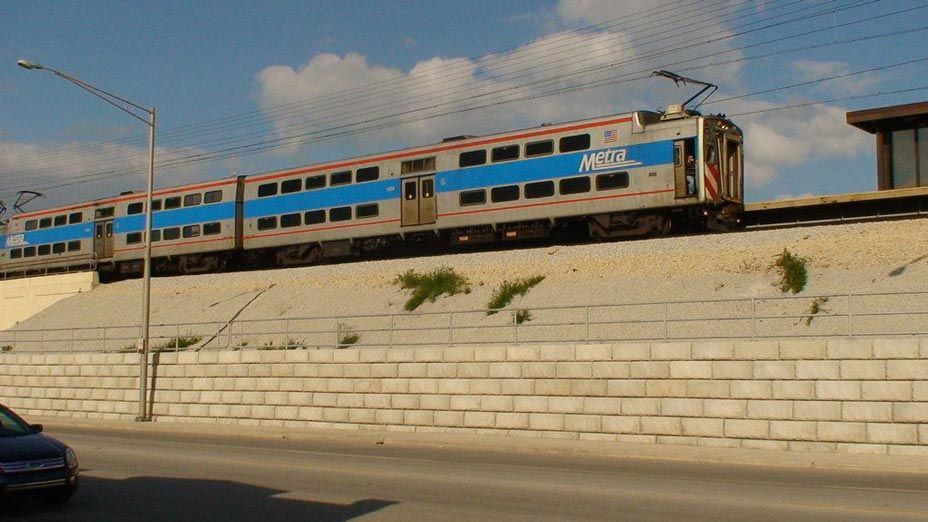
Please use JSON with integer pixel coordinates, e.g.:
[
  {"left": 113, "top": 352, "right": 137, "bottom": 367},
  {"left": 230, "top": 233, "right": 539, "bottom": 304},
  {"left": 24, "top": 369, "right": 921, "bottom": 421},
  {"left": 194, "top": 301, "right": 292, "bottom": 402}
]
[{"left": 32, "top": 415, "right": 928, "bottom": 475}]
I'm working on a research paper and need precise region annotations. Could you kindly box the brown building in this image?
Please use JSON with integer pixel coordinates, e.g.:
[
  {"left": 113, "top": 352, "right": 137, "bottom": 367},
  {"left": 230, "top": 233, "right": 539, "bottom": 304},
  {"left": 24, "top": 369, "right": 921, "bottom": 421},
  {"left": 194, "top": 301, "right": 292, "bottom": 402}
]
[{"left": 847, "top": 101, "right": 928, "bottom": 190}]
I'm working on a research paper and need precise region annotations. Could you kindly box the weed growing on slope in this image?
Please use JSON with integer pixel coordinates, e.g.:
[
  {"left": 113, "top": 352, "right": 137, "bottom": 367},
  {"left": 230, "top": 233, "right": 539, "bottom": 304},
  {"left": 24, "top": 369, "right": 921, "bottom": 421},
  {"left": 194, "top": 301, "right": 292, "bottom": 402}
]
[
  {"left": 337, "top": 323, "right": 360, "bottom": 348},
  {"left": 487, "top": 276, "right": 545, "bottom": 315},
  {"left": 803, "top": 296, "right": 830, "bottom": 326},
  {"left": 514, "top": 309, "right": 533, "bottom": 325},
  {"left": 1, "top": 345, "right": 12, "bottom": 352},
  {"left": 155, "top": 336, "right": 203, "bottom": 351},
  {"left": 774, "top": 249, "right": 808, "bottom": 294},
  {"left": 393, "top": 267, "right": 471, "bottom": 311}
]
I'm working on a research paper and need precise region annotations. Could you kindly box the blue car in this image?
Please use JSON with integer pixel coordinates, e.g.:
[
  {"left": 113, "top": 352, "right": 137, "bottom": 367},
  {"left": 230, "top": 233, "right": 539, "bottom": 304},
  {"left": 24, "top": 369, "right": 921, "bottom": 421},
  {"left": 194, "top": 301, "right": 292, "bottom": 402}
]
[{"left": 0, "top": 404, "right": 78, "bottom": 503}]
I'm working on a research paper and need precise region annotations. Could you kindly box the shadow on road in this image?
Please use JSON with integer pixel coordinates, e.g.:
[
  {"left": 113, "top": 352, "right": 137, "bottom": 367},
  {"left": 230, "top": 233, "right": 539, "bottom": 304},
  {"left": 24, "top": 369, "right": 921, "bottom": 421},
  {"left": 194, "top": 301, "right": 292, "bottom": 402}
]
[{"left": 2, "top": 474, "right": 398, "bottom": 521}]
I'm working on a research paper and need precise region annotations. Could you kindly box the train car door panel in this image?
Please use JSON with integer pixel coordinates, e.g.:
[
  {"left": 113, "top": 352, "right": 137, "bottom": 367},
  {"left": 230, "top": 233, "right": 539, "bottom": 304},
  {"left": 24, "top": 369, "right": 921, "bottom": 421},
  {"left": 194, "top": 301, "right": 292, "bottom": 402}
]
[
  {"left": 401, "top": 175, "right": 436, "bottom": 226},
  {"left": 94, "top": 220, "right": 113, "bottom": 259}
]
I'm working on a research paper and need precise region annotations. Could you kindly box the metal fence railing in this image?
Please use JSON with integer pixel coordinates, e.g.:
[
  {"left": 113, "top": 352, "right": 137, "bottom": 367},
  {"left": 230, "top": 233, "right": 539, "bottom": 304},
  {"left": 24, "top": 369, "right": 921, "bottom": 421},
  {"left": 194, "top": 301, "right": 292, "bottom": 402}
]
[{"left": 1, "top": 290, "right": 927, "bottom": 353}]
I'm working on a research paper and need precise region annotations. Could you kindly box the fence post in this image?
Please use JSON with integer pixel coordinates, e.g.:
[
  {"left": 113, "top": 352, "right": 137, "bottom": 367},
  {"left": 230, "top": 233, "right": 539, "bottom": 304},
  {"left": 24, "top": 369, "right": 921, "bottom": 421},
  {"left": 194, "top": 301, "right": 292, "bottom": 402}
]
[
  {"left": 751, "top": 298, "right": 756, "bottom": 340},
  {"left": 175, "top": 323, "right": 180, "bottom": 351},
  {"left": 389, "top": 314, "right": 395, "bottom": 349},
  {"left": 847, "top": 293, "right": 852, "bottom": 338},
  {"left": 663, "top": 302, "right": 668, "bottom": 341},
  {"left": 285, "top": 319, "right": 291, "bottom": 347},
  {"left": 448, "top": 312, "right": 454, "bottom": 347},
  {"left": 585, "top": 307, "right": 590, "bottom": 343},
  {"left": 513, "top": 309, "right": 518, "bottom": 345}
]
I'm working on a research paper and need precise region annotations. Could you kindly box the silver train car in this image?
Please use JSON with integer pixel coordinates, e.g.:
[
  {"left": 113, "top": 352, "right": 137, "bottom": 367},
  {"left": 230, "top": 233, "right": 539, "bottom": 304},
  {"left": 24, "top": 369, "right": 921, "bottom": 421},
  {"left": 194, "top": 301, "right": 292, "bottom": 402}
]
[{"left": 0, "top": 107, "right": 743, "bottom": 278}]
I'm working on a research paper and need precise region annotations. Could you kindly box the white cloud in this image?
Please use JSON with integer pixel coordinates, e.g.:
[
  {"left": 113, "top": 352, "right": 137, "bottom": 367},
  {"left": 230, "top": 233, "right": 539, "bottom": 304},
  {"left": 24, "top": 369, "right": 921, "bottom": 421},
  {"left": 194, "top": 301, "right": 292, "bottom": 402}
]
[{"left": 791, "top": 60, "right": 881, "bottom": 96}]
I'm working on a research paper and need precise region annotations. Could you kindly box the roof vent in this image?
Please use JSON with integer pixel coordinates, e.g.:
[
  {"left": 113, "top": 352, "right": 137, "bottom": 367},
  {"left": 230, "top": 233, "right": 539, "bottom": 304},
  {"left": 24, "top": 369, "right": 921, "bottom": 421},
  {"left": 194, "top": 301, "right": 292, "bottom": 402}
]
[{"left": 441, "top": 135, "right": 474, "bottom": 143}]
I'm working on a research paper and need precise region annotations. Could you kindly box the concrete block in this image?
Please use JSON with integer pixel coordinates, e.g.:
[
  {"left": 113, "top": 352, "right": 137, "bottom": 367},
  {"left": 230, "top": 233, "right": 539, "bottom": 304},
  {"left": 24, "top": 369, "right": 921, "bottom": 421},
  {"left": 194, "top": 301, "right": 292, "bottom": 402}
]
[
  {"left": 506, "top": 346, "right": 539, "bottom": 361},
  {"left": 359, "top": 347, "right": 387, "bottom": 362},
  {"left": 621, "top": 398, "right": 661, "bottom": 415},
  {"left": 769, "top": 420, "right": 816, "bottom": 441},
  {"left": 548, "top": 396, "right": 584, "bottom": 413},
  {"left": 480, "top": 395, "right": 514, "bottom": 411},
  {"left": 616, "top": 434, "right": 657, "bottom": 444},
  {"left": 457, "top": 363, "right": 489, "bottom": 378},
  {"left": 607, "top": 380, "right": 646, "bottom": 397},
  {"left": 893, "top": 403, "right": 928, "bottom": 423},
  {"left": 469, "top": 379, "right": 502, "bottom": 395},
  {"left": 747, "top": 400, "right": 793, "bottom": 419},
  {"left": 474, "top": 345, "right": 507, "bottom": 362},
  {"left": 611, "top": 343, "right": 650, "bottom": 360},
  {"left": 742, "top": 440, "right": 789, "bottom": 451},
  {"left": 915, "top": 382, "right": 928, "bottom": 401},
  {"left": 692, "top": 342, "right": 735, "bottom": 360},
  {"left": 888, "top": 445, "right": 928, "bottom": 457},
  {"left": 862, "top": 381, "right": 912, "bottom": 401},
  {"left": 817, "top": 421, "right": 865, "bottom": 442},
  {"left": 650, "top": 342, "right": 691, "bottom": 360},
  {"left": 591, "top": 362, "right": 630, "bottom": 379},
  {"left": 414, "top": 346, "right": 445, "bottom": 362},
  {"left": 370, "top": 363, "right": 398, "bottom": 378},
  {"left": 497, "top": 412, "right": 530, "bottom": 429},
  {"left": 641, "top": 416, "right": 682, "bottom": 435},
  {"left": 778, "top": 340, "right": 827, "bottom": 360},
  {"left": 522, "top": 362, "right": 557, "bottom": 378},
  {"left": 463, "top": 411, "right": 496, "bottom": 428},
  {"left": 449, "top": 395, "right": 481, "bottom": 410},
  {"left": 336, "top": 394, "right": 364, "bottom": 408},
  {"left": 363, "top": 394, "right": 391, "bottom": 409},
  {"left": 730, "top": 380, "right": 772, "bottom": 399},
  {"left": 566, "top": 379, "right": 604, "bottom": 396},
  {"left": 534, "top": 379, "right": 570, "bottom": 396},
  {"left": 886, "top": 360, "right": 928, "bottom": 380},
  {"left": 815, "top": 381, "right": 861, "bottom": 400},
  {"left": 842, "top": 402, "right": 893, "bottom": 422},
  {"left": 514, "top": 396, "right": 549, "bottom": 413},
  {"left": 681, "top": 418, "right": 723, "bottom": 437},
  {"left": 403, "top": 410, "right": 434, "bottom": 426},
  {"left": 704, "top": 399, "right": 747, "bottom": 418},
  {"left": 867, "top": 423, "right": 918, "bottom": 444},
  {"left": 444, "top": 347, "right": 475, "bottom": 362},
  {"left": 386, "top": 347, "right": 415, "bottom": 362},
  {"left": 317, "top": 365, "right": 345, "bottom": 378},
  {"left": 661, "top": 398, "right": 703, "bottom": 417},
  {"left": 753, "top": 361, "right": 796, "bottom": 380},
  {"left": 376, "top": 409, "right": 404, "bottom": 424},
  {"left": 564, "top": 414, "right": 600, "bottom": 432},
  {"left": 711, "top": 361, "right": 753, "bottom": 380},
  {"left": 323, "top": 408, "right": 350, "bottom": 423},
  {"left": 576, "top": 344, "right": 612, "bottom": 361},
  {"left": 397, "top": 363, "right": 428, "bottom": 378},
  {"left": 601, "top": 416, "right": 638, "bottom": 434},
  {"left": 488, "top": 362, "right": 521, "bottom": 378},
  {"left": 555, "top": 362, "right": 592, "bottom": 378},
  {"left": 835, "top": 443, "right": 888, "bottom": 455},
  {"left": 646, "top": 380, "right": 686, "bottom": 397},
  {"left": 921, "top": 425, "right": 928, "bottom": 444},
  {"left": 529, "top": 413, "right": 564, "bottom": 431},
  {"left": 437, "top": 379, "right": 469, "bottom": 395},
  {"left": 840, "top": 361, "right": 886, "bottom": 380},
  {"left": 381, "top": 379, "right": 410, "bottom": 394},
  {"left": 826, "top": 339, "right": 872, "bottom": 360},
  {"left": 424, "top": 363, "right": 457, "bottom": 378},
  {"left": 288, "top": 392, "right": 313, "bottom": 406},
  {"left": 795, "top": 361, "right": 839, "bottom": 380},
  {"left": 629, "top": 362, "right": 670, "bottom": 378},
  {"left": 434, "top": 411, "right": 464, "bottom": 427},
  {"left": 794, "top": 401, "right": 841, "bottom": 421},
  {"left": 352, "top": 379, "right": 380, "bottom": 394},
  {"left": 539, "top": 345, "right": 573, "bottom": 361},
  {"left": 734, "top": 341, "right": 779, "bottom": 360},
  {"left": 669, "top": 361, "right": 712, "bottom": 379},
  {"left": 343, "top": 365, "right": 372, "bottom": 378},
  {"left": 391, "top": 394, "right": 419, "bottom": 409},
  {"left": 583, "top": 397, "right": 622, "bottom": 415},
  {"left": 348, "top": 409, "right": 377, "bottom": 424},
  {"left": 724, "top": 419, "right": 769, "bottom": 439},
  {"left": 873, "top": 339, "right": 920, "bottom": 359},
  {"left": 771, "top": 381, "right": 814, "bottom": 400}
]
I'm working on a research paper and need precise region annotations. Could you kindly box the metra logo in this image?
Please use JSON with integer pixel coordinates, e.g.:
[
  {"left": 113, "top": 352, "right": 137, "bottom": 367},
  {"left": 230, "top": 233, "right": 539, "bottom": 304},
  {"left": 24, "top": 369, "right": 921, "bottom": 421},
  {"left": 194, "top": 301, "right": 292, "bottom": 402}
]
[
  {"left": 4, "top": 234, "right": 26, "bottom": 248},
  {"left": 578, "top": 148, "right": 642, "bottom": 173}
]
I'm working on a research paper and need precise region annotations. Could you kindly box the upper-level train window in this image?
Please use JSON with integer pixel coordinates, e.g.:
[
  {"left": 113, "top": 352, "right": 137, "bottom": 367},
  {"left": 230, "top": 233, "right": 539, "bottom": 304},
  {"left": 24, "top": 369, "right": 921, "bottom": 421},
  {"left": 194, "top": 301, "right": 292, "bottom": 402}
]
[
  {"left": 305, "top": 175, "right": 326, "bottom": 190},
  {"left": 559, "top": 134, "right": 591, "bottom": 153},
  {"left": 53, "top": 215, "right": 67, "bottom": 227},
  {"left": 491, "top": 145, "right": 519, "bottom": 163},
  {"left": 182, "top": 224, "right": 201, "bottom": 238},
  {"left": 560, "top": 176, "right": 591, "bottom": 195},
  {"left": 25, "top": 220, "right": 37, "bottom": 231},
  {"left": 459, "top": 189, "right": 486, "bottom": 206},
  {"left": 184, "top": 193, "right": 202, "bottom": 207},
  {"left": 257, "top": 216, "right": 277, "bottom": 231},
  {"left": 525, "top": 180, "right": 555, "bottom": 199},
  {"left": 329, "top": 206, "right": 352, "bottom": 222},
  {"left": 39, "top": 218, "right": 52, "bottom": 229},
  {"left": 459, "top": 150, "right": 487, "bottom": 168},
  {"left": 163, "top": 227, "right": 181, "bottom": 240},
  {"left": 204, "top": 190, "right": 223, "bottom": 204},
  {"left": 95, "top": 207, "right": 115, "bottom": 219},
  {"left": 491, "top": 185, "right": 520, "bottom": 202},
  {"left": 52, "top": 242, "right": 66, "bottom": 254},
  {"left": 203, "top": 222, "right": 222, "bottom": 236},
  {"left": 401, "top": 157, "right": 435, "bottom": 174},
  {"left": 10, "top": 249, "right": 22, "bottom": 259},
  {"left": 127, "top": 202, "right": 144, "bottom": 215},
  {"left": 164, "top": 197, "right": 181, "bottom": 210},
  {"left": 356, "top": 203, "right": 379, "bottom": 219},
  {"left": 150, "top": 230, "right": 161, "bottom": 242},
  {"left": 596, "top": 172, "right": 629, "bottom": 191},
  {"left": 330, "top": 171, "right": 352, "bottom": 186},
  {"left": 23, "top": 246, "right": 36, "bottom": 258},
  {"left": 280, "top": 213, "right": 301, "bottom": 228},
  {"left": 126, "top": 232, "right": 142, "bottom": 245},
  {"left": 356, "top": 166, "right": 380, "bottom": 182},
  {"left": 69, "top": 212, "right": 83, "bottom": 224},
  {"left": 281, "top": 179, "right": 302, "bottom": 194},
  {"left": 525, "top": 140, "right": 554, "bottom": 158},
  {"left": 67, "top": 240, "right": 81, "bottom": 252},
  {"left": 304, "top": 210, "right": 325, "bottom": 225},
  {"left": 38, "top": 245, "right": 51, "bottom": 256},
  {"left": 257, "top": 183, "right": 278, "bottom": 197}
]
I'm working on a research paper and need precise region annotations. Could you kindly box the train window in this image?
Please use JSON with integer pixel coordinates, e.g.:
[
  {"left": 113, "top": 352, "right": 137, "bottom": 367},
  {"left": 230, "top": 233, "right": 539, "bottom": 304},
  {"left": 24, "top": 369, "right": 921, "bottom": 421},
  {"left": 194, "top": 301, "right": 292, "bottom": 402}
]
[
  {"left": 182, "top": 224, "right": 201, "bottom": 238},
  {"left": 163, "top": 227, "right": 181, "bottom": 240},
  {"left": 25, "top": 220, "right": 38, "bottom": 231},
  {"left": 128, "top": 202, "right": 144, "bottom": 215},
  {"left": 459, "top": 150, "right": 486, "bottom": 168},
  {"left": 24, "top": 246, "right": 36, "bottom": 258},
  {"left": 459, "top": 189, "right": 486, "bottom": 206},
  {"left": 54, "top": 215, "right": 67, "bottom": 227},
  {"left": 95, "top": 207, "right": 115, "bottom": 219},
  {"left": 10, "top": 249, "right": 22, "bottom": 259},
  {"left": 203, "top": 223, "right": 222, "bottom": 236},
  {"left": 356, "top": 166, "right": 380, "bottom": 182},
  {"left": 280, "top": 213, "right": 301, "bottom": 228},
  {"left": 559, "top": 134, "right": 591, "bottom": 153},
  {"left": 67, "top": 240, "right": 81, "bottom": 252},
  {"left": 52, "top": 242, "right": 66, "bottom": 254},
  {"left": 257, "top": 183, "right": 278, "bottom": 197},
  {"left": 39, "top": 218, "right": 52, "bottom": 229},
  {"left": 126, "top": 232, "right": 142, "bottom": 244},
  {"left": 257, "top": 216, "right": 277, "bottom": 231},
  {"left": 422, "top": 179, "right": 434, "bottom": 198},
  {"left": 525, "top": 180, "right": 555, "bottom": 199},
  {"left": 164, "top": 197, "right": 181, "bottom": 210},
  {"left": 152, "top": 200, "right": 162, "bottom": 211},
  {"left": 559, "top": 176, "right": 591, "bottom": 195},
  {"left": 69, "top": 212, "right": 83, "bottom": 224},
  {"left": 305, "top": 175, "right": 326, "bottom": 190},
  {"left": 304, "top": 210, "right": 325, "bottom": 225},
  {"left": 204, "top": 190, "right": 223, "bottom": 204},
  {"left": 281, "top": 179, "right": 302, "bottom": 194},
  {"left": 356, "top": 203, "right": 379, "bottom": 219},
  {"left": 401, "top": 157, "right": 435, "bottom": 174},
  {"left": 491, "top": 185, "right": 519, "bottom": 202},
  {"left": 38, "top": 244, "right": 51, "bottom": 256},
  {"left": 329, "top": 206, "right": 352, "bottom": 222},
  {"left": 184, "top": 193, "right": 202, "bottom": 207},
  {"left": 596, "top": 172, "right": 629, "bottom": 191},
  {"left": 491, "top": 145, "right": 519, "bottom": 163},
  {"left": 150, "top": 230, "right": 161, "bottom": 242},
  {"left": 525, "top": 140, "right": 554, "bottom": 157},
  {"left": 330, "top": 171, "right": 352, "bottom": 186}
]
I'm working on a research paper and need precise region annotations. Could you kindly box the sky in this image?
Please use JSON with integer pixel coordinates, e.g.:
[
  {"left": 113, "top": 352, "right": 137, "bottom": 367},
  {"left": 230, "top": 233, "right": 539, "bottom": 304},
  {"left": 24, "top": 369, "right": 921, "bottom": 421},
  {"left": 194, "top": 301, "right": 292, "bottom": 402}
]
[{"left": 1, "top": 0, "right": 926, "bottom": 214}]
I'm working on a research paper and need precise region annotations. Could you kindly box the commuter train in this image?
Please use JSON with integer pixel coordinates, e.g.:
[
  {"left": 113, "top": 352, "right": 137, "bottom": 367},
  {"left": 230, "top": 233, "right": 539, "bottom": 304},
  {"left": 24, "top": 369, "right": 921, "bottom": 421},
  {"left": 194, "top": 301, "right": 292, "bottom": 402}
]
[{"left": 0, "top": 106, "right": 744, "bottom": 279}]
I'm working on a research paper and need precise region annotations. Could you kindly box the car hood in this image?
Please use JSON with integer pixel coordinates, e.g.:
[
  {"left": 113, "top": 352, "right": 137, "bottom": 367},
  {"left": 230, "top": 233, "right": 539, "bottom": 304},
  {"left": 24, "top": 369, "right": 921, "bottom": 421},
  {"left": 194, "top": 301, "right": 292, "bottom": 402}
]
[{"left": 0, "top": 434, "right": 65, "bottom": 463}]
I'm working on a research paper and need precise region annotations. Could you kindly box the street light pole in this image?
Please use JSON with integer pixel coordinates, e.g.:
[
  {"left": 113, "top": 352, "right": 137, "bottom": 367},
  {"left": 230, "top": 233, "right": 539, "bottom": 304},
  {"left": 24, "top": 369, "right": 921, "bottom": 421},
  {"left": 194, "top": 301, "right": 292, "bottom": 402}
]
[{"left": 18, "top": 59, "right": 156, "bottom": 422}]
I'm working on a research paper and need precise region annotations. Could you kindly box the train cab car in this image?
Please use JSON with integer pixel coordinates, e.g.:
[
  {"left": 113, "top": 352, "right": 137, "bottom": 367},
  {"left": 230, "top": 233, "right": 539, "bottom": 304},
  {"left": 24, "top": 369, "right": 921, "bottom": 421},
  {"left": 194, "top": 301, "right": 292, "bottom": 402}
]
[{"left": 0, "top": 205, "right": 95, "bottom": 279}]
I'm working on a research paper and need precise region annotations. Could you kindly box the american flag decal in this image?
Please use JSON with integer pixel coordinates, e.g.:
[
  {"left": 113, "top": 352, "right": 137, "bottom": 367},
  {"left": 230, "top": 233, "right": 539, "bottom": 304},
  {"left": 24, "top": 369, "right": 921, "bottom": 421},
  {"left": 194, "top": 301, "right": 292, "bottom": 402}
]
[{"left": 603, "top": 129, "right": 617, "bottom": 143}]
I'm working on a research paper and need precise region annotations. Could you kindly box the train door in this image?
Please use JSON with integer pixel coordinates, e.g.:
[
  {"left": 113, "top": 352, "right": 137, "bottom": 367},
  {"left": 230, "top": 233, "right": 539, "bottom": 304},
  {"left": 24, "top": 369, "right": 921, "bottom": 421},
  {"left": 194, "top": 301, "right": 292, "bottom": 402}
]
[
  {"left": 401, "top": 175, "right": 436, "bottom": 226},
  {"left": 723, "top": 134, "right": 743, "bottom": 201},
  {"left": 94, "top": 220, "right": 114, "bottom": 258},
  {"left": 674, "top": 138, "right": 697, "bottom": 198}
]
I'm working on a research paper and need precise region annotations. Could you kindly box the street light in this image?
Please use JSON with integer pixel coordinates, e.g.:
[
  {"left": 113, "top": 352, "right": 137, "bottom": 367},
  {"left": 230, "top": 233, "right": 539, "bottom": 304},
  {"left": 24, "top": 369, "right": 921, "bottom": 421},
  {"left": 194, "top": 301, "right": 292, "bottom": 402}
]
[{"left": 18, "top": 59, "right": 156, "bottom": 422}]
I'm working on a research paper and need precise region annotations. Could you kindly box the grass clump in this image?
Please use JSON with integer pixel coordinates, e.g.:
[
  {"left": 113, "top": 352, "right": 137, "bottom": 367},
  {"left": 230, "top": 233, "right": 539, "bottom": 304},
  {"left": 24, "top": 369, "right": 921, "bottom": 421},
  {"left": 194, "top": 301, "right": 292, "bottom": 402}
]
[
  {"left": 803, "top": 296, "right": 830, "bottom": 326},
  {"left": 1, "top": 345, "right": 12, "bottom": 352},
  {"left": 394, "top": 266, "right": 471, "bottom": 311},
  {"left": 337, "top": 323, "right": 360, "bottom": 348},
  {"left": 155, "top": 336, "right": 202, "bottom": 350},
  {"left": 774, "top": 249, "right": 807, "bottom": 294},
  {"left": 487, "top": 276, "right": 545, "bottom": 315},
  {"left": 514, "top": 309, "right": 533, "bottom": 325}
]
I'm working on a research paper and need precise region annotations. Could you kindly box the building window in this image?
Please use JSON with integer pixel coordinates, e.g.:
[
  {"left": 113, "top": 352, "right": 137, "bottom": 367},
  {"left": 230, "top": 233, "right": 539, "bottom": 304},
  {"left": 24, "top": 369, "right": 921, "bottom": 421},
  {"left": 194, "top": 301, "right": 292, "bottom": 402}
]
[
  {"left": 281, "top": 179, "right": 302, "bottom": 194},
  {"left": 491, "top": 185, "right": 519, "bottom": 202},
  {"left": 559, "top": 134, "right": 590, "bottom": 153},
  {"left": 68, "top": 212, "right": 83, "bottom": 224},
  {"left": 491, "top": 145, "right": 519, "bottom": 163},
  {"left": 329, "top": 206, "right": 352, "bottom": 222},
  {"left": 184, "top": 193, "right": 202, "bottom": 207},
  {"left": 182, "top": 224, "right": 201, "bottom": 238},
  {"left": 401, "top": 157, "right": 435, "bottom": 174},
  {"left": 204, "top": 190, "right": 223, "bottom": 204},
  {"left": 304, "top": 210, "right": 325, "bottom": 225},
  {"left": 525, "top": 180, "right": 555, "bottom": 199},
  {"left": 163, "top": 228, "right": 181, "bottom": 240},
  {"left": 54, "top": 215, "right": 67, "bottom": 227},
  {"left": 127, "top": 232, "right": 143, "bottom": 244},
  {"left": 128, "top": 202, "right": 144, "bottom": 215},
  {"left": 330, "top": 171, "right": 352, "bottom": 186},
  {"left": 459, "top": 190, "right": 486, "bottom": 206},
  {"left": 891, "top": 127, "right": 928, "bottom": 188},
  {"left": 559, "top": 176, "right": 591, "bottom": 195},
  {"left": 356, "top": 203, "right": 379, "bottom": 218},
  {"left": 459, "top": 150, "right": 486, "bottom": 168},
  {"left": 203, "top": 222, "right": 222, "bottom": 235},
  {"left": 67, "top": 240, "right": 81, "bottom": 252},
  {"left": 525, "top": 140, "right": 554, "bottom": 157},
  {"left": 305, "top": 175, "right": 326, "bottom": 190},
  {"left": 257, "top": 216, "right": 277, "bottom": 231},
  {"left": 164, "top": 197, "right": 181, "bottom": 210},
  {"left": 356, "top": 166, "right": 380, "bottom": 182},
  {"left": 596, "top": 172, "right": 629, "bottom": 190},
  {"left": 280, "top": 213, "right": 301, "bottom": 228},
  {"left": 258, "top": 183, "right": 278, "bottom": 197}
]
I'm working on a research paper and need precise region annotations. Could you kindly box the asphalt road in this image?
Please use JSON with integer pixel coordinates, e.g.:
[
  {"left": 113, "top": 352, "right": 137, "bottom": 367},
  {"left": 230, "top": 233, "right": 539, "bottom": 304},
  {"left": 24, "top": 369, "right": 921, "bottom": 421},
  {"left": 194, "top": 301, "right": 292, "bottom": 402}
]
[{"left": 5, "top": 427, "right": 928, "bottom": 521}]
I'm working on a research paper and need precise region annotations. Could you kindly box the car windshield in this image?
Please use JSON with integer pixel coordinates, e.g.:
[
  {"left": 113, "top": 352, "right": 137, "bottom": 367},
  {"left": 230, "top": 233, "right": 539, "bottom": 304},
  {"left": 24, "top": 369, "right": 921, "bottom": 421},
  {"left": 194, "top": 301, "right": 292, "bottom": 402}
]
[{"left": 0, "top": 408, "right": 32, "bottom": 437}]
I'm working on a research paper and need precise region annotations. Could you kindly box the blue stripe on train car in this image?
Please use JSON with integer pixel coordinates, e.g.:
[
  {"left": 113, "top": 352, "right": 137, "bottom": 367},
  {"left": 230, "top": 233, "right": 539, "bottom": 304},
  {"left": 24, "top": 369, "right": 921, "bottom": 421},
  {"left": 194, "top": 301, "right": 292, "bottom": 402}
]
[
  {"left": 244, "top": 178, "right": 400, "bottom": 219},
  {"left": 436, "top": 140, "right": 674, "bottom": 193},
  {"left": 114, "top": 202, "right": 237, "bottom": 234},
  {"left": 1, "top": 223, "right": 94, "bottom": 249}
]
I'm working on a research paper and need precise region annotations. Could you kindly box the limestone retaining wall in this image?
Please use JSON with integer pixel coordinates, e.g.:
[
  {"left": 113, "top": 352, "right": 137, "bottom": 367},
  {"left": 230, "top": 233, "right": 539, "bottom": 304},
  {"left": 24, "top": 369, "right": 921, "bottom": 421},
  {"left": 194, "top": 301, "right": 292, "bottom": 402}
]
[{"left": 2, "top": 338, "right": 928, "bottom": 456}]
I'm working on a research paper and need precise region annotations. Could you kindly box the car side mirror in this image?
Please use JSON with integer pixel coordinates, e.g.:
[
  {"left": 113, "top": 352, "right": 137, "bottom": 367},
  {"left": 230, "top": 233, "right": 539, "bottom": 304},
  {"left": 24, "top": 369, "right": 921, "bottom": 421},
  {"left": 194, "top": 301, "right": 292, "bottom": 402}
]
[{"left": 30, "top": 423, "right": 43, "bottom": 433}]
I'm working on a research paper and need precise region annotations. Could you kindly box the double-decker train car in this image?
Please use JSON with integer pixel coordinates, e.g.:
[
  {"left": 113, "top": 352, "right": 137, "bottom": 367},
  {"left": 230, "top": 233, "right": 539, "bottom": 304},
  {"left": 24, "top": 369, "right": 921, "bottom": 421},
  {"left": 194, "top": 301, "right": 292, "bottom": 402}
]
[{"left": 0, "top": 106, "right": 743, "bottom": 279}]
